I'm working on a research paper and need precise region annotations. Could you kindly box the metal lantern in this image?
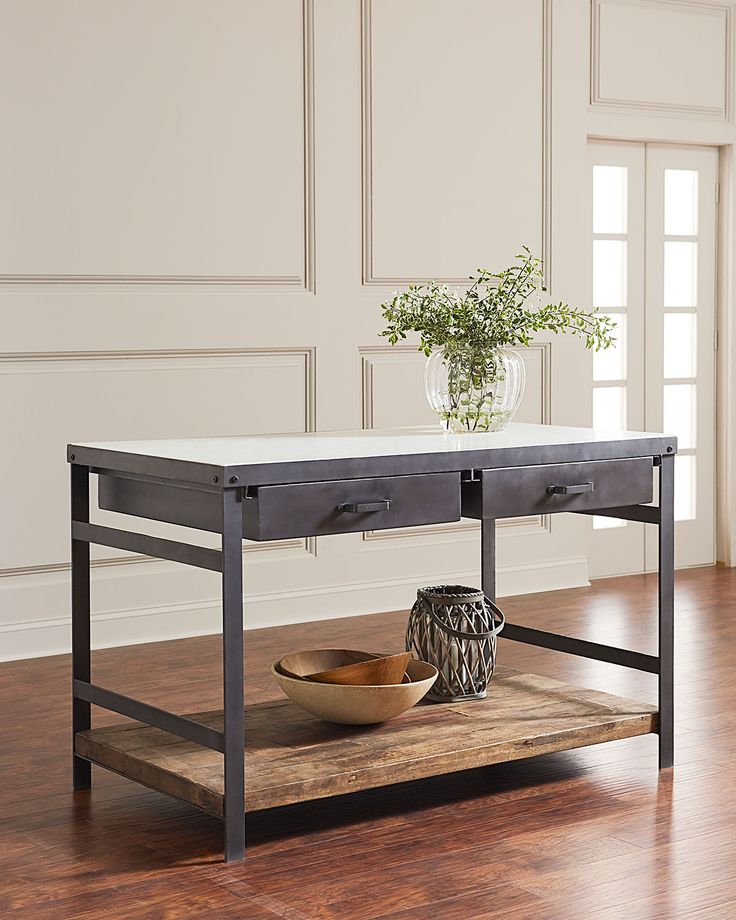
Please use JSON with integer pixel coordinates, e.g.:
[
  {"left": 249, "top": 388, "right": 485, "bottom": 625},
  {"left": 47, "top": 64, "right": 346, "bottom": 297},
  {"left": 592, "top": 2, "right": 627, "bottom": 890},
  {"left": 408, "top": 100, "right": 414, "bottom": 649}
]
[{"left": 406, "top": 585, "right": 505, "bottom": 702}]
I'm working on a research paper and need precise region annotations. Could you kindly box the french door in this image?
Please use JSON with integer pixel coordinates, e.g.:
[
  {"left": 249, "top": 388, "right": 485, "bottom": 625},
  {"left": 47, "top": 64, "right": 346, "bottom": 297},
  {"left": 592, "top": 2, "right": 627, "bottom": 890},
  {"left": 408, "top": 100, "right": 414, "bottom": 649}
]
[{"left": 588, "top": 141, "right": 717, "bottom": 576}]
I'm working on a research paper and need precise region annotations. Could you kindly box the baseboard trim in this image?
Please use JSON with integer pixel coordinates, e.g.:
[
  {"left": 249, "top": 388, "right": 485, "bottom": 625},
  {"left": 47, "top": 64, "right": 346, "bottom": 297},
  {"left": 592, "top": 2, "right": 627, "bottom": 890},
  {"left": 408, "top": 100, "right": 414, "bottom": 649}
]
[{"left": 0, "top": 557, "right": 589, "bottom": 661}]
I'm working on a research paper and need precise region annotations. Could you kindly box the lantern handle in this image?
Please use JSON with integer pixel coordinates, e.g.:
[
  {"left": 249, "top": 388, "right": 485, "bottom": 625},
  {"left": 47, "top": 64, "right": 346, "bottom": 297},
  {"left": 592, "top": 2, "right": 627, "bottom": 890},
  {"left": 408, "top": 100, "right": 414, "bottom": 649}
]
[{"left": 425, "top": 597, "right": 505, "bottom": 642}]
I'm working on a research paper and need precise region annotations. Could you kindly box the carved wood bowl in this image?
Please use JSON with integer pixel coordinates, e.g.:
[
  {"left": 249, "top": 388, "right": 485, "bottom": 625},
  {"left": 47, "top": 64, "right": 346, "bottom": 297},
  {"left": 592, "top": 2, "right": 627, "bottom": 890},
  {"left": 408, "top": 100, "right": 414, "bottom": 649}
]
[
  {"left": 277, "top": 648, "right": 379, "bottom": 680},
  {"left": 288, "top": 650, "right": 412, "bottom": 686},
  {"left": 272, "top": 649, "right": 438, "bottom": 725}
]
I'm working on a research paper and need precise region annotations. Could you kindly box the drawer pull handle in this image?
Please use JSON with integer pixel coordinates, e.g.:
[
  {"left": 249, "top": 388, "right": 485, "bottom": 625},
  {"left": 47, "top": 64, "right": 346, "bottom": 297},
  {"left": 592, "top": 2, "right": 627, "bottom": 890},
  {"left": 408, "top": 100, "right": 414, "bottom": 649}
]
[
  {"left": 337, "top": 500, "right": 391, "bottom": 513},
  {"left": 547, "top": 482, "right": 595, "bottom": 495}
]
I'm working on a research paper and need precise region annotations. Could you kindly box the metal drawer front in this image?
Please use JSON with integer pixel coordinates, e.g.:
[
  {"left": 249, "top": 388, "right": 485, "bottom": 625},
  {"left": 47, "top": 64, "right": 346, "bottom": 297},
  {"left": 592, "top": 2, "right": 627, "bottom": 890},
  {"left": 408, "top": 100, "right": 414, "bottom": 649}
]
[
  {"left": 462, "top": 458, "right": 654, "bottom": 520},
  {"left": 244, "top": 472, "right": 461, "bottom": 541}
]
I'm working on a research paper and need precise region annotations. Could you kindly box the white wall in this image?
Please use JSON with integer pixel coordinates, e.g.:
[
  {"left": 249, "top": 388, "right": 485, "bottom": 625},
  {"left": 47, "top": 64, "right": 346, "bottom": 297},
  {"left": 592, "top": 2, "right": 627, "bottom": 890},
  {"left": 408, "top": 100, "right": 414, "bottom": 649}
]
[{"left": 1, "top": 0, "right": 734, "bottom": 660}]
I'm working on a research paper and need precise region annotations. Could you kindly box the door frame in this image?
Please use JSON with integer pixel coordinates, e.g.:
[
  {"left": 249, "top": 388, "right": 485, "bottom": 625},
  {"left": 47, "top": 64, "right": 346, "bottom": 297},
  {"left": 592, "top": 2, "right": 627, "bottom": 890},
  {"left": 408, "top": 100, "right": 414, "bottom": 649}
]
[
  {"left": 587, "top": 137, "right": 722, "bottom": 575},
  {"left": 716, "top": 144, "right": 736, "bottom": 567}
]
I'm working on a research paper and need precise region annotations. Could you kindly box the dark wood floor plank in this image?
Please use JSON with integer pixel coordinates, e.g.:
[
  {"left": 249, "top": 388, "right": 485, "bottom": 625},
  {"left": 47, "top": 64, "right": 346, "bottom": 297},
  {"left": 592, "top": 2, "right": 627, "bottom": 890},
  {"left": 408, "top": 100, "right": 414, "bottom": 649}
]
[{"left": 0, "top": 566, "right": 734, "bottom": 918}]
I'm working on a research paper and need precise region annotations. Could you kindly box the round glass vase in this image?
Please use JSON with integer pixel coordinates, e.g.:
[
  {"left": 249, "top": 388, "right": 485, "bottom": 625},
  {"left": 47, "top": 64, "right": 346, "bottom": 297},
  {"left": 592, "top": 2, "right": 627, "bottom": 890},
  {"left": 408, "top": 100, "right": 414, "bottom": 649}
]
[{"left": 424, "top": 346, "right": 525, "bottom": 433}]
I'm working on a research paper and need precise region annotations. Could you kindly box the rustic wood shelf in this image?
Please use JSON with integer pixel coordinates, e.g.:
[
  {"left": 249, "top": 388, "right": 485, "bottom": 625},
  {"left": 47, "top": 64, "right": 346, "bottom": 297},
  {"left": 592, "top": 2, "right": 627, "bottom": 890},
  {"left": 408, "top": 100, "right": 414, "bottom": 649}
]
[{"left": 76, "top": 666, "right": 657, "bottom": 817}]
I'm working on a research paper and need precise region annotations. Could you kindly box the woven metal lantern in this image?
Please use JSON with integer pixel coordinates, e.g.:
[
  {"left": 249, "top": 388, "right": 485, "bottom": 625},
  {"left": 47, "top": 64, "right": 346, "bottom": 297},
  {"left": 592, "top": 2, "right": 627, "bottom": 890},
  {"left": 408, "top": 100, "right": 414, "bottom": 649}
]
[{"left": 406, "top": 585, "right": 505, "bottom": 702}]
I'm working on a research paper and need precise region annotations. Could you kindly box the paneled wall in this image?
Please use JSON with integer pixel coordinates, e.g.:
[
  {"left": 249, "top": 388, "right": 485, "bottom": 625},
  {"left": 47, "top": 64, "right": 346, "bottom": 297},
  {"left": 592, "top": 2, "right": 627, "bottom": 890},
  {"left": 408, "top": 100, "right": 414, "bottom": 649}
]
[{"left": 2, "top": 0, "right": 734, "bottom": 659}]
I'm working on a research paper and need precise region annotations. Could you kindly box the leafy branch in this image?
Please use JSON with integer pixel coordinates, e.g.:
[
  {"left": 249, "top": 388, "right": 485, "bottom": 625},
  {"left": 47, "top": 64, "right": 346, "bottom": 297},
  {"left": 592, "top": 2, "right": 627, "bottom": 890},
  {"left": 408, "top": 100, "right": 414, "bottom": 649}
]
[{"left": 380, "top": 247, "right": 615, "bottom": 356}]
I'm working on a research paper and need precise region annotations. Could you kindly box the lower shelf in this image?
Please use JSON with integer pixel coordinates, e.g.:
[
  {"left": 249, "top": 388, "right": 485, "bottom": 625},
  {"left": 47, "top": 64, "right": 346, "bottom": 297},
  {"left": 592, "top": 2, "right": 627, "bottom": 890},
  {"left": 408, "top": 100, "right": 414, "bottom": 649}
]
[{"left": 75, "top": 666, "right": 657, "bottom": 818}]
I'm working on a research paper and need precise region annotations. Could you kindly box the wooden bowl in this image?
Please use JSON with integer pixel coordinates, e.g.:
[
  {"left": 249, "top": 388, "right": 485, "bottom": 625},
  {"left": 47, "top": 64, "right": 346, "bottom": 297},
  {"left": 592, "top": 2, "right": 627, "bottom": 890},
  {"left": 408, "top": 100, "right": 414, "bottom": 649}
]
[
  {"left": 272, "top": 650, "right": 438, "bottom": 725},
  {"left": 278, "top": 648, "right": 378, "bottom": 681},
  {"left": 307, "top": 652, "right": 412, "bottom": 686}
]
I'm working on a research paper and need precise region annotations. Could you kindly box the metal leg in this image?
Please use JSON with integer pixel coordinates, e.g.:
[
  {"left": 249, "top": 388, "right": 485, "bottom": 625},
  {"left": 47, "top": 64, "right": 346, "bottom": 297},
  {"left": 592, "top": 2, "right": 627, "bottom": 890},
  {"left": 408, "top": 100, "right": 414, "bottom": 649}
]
[
  {"left": 658, "top": 453, "right": 675, "bottom": 769},
  {"left": 71, "top": 464, "right": 91, "bottom": 790},
  {"left": 481, "top": 516, "right": 496, "bottom": 603},
  {"left": 222, "top": 487, "right": 245, "bottom": 861}
]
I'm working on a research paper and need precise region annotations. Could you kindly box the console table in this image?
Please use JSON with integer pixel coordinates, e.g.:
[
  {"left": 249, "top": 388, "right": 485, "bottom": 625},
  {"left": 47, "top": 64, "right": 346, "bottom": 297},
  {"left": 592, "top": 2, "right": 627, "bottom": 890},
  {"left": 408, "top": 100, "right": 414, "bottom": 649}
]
[{"left": 67, "top": 423, "right": 675, "bottom": 862}]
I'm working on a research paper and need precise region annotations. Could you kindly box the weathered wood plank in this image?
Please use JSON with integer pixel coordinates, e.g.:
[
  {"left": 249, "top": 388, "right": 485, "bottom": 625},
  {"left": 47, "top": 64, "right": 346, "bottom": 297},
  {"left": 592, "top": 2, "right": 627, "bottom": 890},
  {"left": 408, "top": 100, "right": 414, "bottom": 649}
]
[{"left": 75, "top": 666, "right": 656, "bottom": 816}]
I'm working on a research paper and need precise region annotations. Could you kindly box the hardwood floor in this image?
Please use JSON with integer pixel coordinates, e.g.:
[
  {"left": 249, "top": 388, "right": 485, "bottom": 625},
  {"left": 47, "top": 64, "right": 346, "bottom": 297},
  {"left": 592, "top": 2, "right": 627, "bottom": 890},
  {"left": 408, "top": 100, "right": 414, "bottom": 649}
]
[{"left": 2, "top": 566, "right": 735, "bottom": 919}]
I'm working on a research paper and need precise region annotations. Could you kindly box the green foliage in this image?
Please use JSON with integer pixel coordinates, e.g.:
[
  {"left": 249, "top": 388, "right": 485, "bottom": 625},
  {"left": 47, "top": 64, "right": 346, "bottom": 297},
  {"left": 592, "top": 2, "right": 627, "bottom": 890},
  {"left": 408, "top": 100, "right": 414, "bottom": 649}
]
[{"left": 380, "top": 247, "right": 615, "bottom": 356}]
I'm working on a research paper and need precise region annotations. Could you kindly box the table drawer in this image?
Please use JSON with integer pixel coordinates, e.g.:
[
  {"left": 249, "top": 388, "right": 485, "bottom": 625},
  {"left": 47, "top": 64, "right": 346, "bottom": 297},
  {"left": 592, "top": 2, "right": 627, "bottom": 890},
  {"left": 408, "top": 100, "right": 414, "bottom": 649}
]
[
  {"left": 462, "top": 458, "right": 654, "bottom": 519},
  {"left": 244, "top": 472, "right": 461, "bottom": 541}
]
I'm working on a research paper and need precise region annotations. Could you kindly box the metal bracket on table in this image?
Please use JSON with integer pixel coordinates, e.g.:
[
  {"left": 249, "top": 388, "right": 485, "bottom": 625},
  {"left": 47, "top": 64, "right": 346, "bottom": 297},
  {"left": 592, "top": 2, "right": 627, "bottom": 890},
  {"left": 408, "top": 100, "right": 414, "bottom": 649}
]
[{"left": 461, "top": 469, "right": 481, "bottom": 483}]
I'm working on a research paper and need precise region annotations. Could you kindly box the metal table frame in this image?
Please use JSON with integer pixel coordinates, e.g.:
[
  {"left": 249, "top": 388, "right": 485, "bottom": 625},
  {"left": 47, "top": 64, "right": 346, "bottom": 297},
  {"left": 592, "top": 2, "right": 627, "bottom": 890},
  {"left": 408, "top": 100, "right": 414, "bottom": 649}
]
[{"left": 68, "top": 433, "right": 675, "bottom": 862}]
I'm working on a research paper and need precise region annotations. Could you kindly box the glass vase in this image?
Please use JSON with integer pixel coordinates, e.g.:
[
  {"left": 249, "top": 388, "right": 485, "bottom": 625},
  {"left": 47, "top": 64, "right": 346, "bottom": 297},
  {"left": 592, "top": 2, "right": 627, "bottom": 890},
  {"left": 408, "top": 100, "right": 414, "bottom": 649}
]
[{"left": 424, "top": 345, "right": 525, "bottom": 433}]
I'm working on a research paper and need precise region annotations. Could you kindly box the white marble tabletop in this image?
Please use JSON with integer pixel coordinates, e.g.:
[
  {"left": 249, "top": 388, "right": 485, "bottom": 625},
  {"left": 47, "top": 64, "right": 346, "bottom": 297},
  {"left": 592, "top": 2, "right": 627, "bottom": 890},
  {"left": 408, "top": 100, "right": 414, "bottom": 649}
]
[
  {"left": 72, "top": 423, "right": 672, "bottom": 468},
  {"left": 67, "top": 423, "right": 677, "bottom": 489}
]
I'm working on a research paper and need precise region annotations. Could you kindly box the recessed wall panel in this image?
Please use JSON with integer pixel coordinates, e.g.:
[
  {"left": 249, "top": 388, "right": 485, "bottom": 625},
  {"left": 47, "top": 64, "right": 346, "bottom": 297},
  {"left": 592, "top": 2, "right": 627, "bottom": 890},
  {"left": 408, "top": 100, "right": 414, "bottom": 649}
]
[
  {"left": 592, "top": 0, "right": 731, "bottom": 117},
  {"left": 365, "top": 0, "right": 544, "bottom": 282},
  {"left": 361, "top": 348, "right": 434, "bottom": 428},
  {"left": 0, "top": 0, "right": 307, "bottom": 280}
]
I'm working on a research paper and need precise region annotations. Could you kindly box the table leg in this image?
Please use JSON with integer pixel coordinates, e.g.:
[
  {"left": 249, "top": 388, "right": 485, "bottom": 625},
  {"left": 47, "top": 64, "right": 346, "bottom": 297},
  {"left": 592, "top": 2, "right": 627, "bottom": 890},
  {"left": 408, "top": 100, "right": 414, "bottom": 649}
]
[
  {"left": 222, "top": 487, "right": 245, "bottom": 861},
  {"left": 658, "top": 453, "right": 675, "bottom": 769},
  {"left": 71, "top": 464, "right": 91, "bottom": 790},
  {"left": 481, "top": 516, "right": 496, "bottom": 604}
]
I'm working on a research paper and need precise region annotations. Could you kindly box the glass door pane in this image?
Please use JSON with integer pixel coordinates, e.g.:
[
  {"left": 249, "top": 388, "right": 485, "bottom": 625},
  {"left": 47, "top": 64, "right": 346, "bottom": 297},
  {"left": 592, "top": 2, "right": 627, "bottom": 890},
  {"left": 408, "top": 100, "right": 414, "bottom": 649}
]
[{"left": 589, "top": 141, "right": 645, "bottom": 561}]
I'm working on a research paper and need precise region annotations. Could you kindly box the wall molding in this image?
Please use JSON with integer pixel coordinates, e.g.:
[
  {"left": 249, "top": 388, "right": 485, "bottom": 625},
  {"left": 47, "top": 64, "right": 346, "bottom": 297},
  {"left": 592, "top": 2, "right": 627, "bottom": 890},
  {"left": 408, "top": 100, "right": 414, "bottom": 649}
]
[
  {"left": 0, "top": 346, "right": 316, "bottom": 578},
  {"left": 542, "top": 0, "right": 553, "bottom": 286},
  {"left": 361, "top": 0, "right": 553, "bottom": 286},
  {"left": 302, "top": 0, "right": 316, "bottom": 293},
  {"left": 590, "top": 0, "right": 734, "bottom": 120},
  {"left": 0, "top": 0, "right": 316, "bottom": 290},
  {"left": 359, "top": 345, "right": 426, "bottom": 430},
  {"left": 0, "top": 347, "right": 317, "bottom": 433}
]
